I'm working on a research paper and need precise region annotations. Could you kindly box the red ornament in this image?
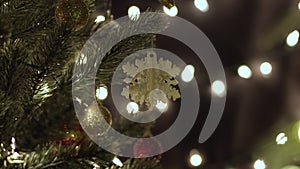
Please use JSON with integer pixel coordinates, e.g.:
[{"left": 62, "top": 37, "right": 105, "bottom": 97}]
[{"left": 133, "top": 138, "right": 162, "bottom": 159}]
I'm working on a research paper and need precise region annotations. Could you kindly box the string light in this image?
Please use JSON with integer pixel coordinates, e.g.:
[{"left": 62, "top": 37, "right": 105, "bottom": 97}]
[
  {"left": 95, "top": 15, "right": 106, "bottom": 23},
  {"left": 286, "top": 30, "right": 299, "bottom": 47},
  {"left": 96, "top": 85, "right": 108, "bottom": 100},
  {"left": 126, "top": 102, "right": 139, "bottom": 114},
  {"left": 276, "top": 132, "right": 288, "bottom": 145},
  {"left": 254, "top": 159, "right": 266, "bottom": 169},
  {"left": 189, "top": 149, "right": 203, "bottom": 167},
  {"left": 194, "top": 0, "right": 209, "bottom": 12},
  {"left": 238, "top": 65, "right": 252, "bottom": 79},
  {"left": 112, "top": 157, "right": 123, "bottom": 167},
  {"left": 128, "top": 6, "right": 140, "bottom": 21},
  {"left": 212, "top": 80, "right": 226, "bottom": 97},
  {"left": 298, "top": 2, "right": 300, "bottom": 10},
  {"left": 181, "top": 65, "right": 195, "bottom": 82},
  {"left": 260, "top": 62, "right": 272, "bottom": 76},
  {"left": 156, "top": 100, "right": 168, "bottom": 113},
  {"left": 163, "top": 6, "right": 178, "bottom": 17}
]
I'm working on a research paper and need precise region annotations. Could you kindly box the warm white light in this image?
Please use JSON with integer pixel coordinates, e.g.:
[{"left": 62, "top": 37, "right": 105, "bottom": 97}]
[
  {"left": 286, "top": 30, "right": 299, "bottom": 47},
  {"left": 95, "top": 15, "right": 105, "bottom": 23},
  {"left": 181, "top": 65, "right": 195, "bottom": 82},
  {"left": 163, "top": 6, "right": 178, "bottom": 17},
  {"left": 298, "top": 2, "right": 300, "bottom": 10},
  {"left": 260, "top": 62, "right": 272, "bottom": 76},
  {"left": 238, "top": 65, "right": 252, "bottom": 79},
  {"left": 254, "top": 159, "right": 266, "bottom": 169},
  {"left": 190, "top": 154, "right": 202, "bottom": 167},
  {"left": 96, "top": 86, "right": 108, "bottom": 100},
  {"left": 194, "top": 0, "right": 209, "bottom": 12},
  {"left": 127, "top": 102, "right": 139, "bottom": 114},
  {"left": 112, "top": 157, "right": 123, "bottom": 167},
  {"left": 128, "top": 6, "right": 140, "bottom": 20},
  {"left": 212, "top": 80, "right": 226, "bottom": 97},
  {"left": 276, "top": 133, "right": 288, "bottom": 145},
  {"left": 156, "top": 100, "right": 168, "bottom": 112}
]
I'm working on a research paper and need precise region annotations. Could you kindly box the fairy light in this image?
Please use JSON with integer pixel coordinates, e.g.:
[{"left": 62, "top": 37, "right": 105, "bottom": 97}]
[
  {"left": 254, "top": 159, "right": 266, "bottom": 169},
  {"left": 194, "top": 0, "right": 209, "bottom": 12},
  {"left": 96, "top": 85, "right": 108, "bottom": 100},
  {"left": 260, "top": 62, "right": 272, "bottom": 76},
  {"left": 128, "top": 6, "right": 140, "bottom": 21},
  {"left": 212, "top": 80, "right": 226, "bottom": 97},
  {"left": 163, "top": 6, "right": 178, "bottom": 17},
  {"left": 286, "top": 30, "right": 299, "bottom": 47},
  {"left": 127, "top": 102, "right": 139, "bottom": 114},
  {"left": 298, "top": 123, "right": 300, "bottom": 141},
  {"left": 95, "top": 15, "right": 106, "bottom": 23},
  {"left": 181, "top": 65, "right": 195, "bottom": 82},
  {"left": 238, "top": 65, "right": 252, "bottom": 79},
  {"left": 11, "top": 137, "right": 16, "bottom": 152},
  {"left": 189, "top": 149, "right": 203, "bottom": 167},
  {"left": 156, "top": 100, "right": 168, "bottom": 113},
  {"left": 112, "top": 156, "right": 123, "bottom": 167},
  {"left": 276, "top": 132, "right": 288, "bottom": 145}
]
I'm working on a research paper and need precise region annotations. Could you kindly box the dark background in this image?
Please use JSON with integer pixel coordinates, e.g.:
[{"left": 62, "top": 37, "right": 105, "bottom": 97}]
[{"left": 109, "top": 0, "right": 300, "bottom": 168}]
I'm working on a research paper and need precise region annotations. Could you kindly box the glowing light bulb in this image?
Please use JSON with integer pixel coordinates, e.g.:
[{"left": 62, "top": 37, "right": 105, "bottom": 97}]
[
  {"left": 127, "top": 102, "right": 139, "bottom": 114},
  {"left": 238, "top": 65, "right": 252, "bottom": 79},
  {"left": 96, "top": 86, "right": 108, "bottom": 100},
  {"left": 95, "top": 15, "right": 105, "bottom": 23},
  {"left": 212, "top": 80, "right": 226, "bottom": 97},
  {"left": 181, "top": 65, "right": 195, "bottom": 82},
  {"left": 112, "top": 157, "right": 123, "bottom": 167},
  {"left": 156, "top": 100, "right": 168, "bottom": 113},
  {"left": 276, "top": 133, "right": 288, "bottom": 145},
  {"left": 254, "top": 159, "right": 266, "bottom": 169},
  {"left": 128, "top": 6, "right": 140, "bottom": 21},
  {"left": 163, "top": 6, "right": 178, "bottom": 17},
  {"left": 194, "top": 0, "right": 209, "bottom": 12},
  {"left": 298, "top": 2, "right": 300, "bottom": 10},
  {"left": 286, "top": 30, "right": 299, "bottom": 47},
  {"left": 260, "top": 62, "right": 272, "bottom": 76},
  {"left": 189, "top": 149, "right": 203, "bottom": 167}
]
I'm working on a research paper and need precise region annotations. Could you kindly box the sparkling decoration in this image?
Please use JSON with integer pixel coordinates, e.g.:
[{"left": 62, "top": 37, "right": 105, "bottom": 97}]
[
  {"left": 158, "top": 0, "right": 175, "bottom": 9},
  {"left": 82, "top": 102, "right": 112, "bottom": 136},
  {"left": 133, "top": 138, "right": 162, "bottom": 159},
  {"left": 55, "top": 0, "right": 89, "bottom": 31},
  {"left": 121, "top": 52, "right": 181, "bottom": 110}
]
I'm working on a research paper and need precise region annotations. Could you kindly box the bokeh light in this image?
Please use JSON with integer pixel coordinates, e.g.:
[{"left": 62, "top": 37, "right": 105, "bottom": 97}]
[
  {"left": 163, "top": 6, "right": 178, "bottom": 17},
  {"left": 181, "top": 65, "right": 195, "bottom": 82},
  {"left": 276, "top": 132, "right": 288, "bottom": 145},
  {"left": 95, "top": 15, "right": 105, "bottom": 23},
  {"left": 254, "top": 159, "right": 266, "bottom": 169},
  {"left": 189, "top": 149, "right": 203, "bottom": 167},
  {"left": 212, "top": 80, "right": 226, "bottom": 97},
  {"left": 126, "top": 102, "right": 139, "bottom": 114},
  {"left": 96, "top": 86, "right": 108, "bottom": 100},
  {"left": 260, "top": 62, "right": 272, "bottom": 76},
  {"left": 286, "top": 30, "right": 299, "bottom": 47},
  {"left": 238, "top": 65, "right": 252, "bottom": 79},
  {"left": 194, "top": 0, "right": 209, "bottom": 12},
  {"left": 128, "top": 6, "right": 140, "bottom": 21}
]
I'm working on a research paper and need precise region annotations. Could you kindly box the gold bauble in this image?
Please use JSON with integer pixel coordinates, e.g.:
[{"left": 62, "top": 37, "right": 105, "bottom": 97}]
[
  {"left": 82, "top": 102, "right": 112, "bottom": 136},
  {"left": 55, "top": 0, "right": 89, "bottom": 31}
]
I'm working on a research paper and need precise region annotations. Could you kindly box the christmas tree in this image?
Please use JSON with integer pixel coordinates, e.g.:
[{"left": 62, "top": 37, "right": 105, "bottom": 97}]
[{"left": 0, "top": 0, "right": 175, "bottom": 168}]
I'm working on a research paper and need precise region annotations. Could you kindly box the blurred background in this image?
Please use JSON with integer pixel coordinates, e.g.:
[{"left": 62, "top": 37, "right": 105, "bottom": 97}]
[{"left": 98, "top": 0, "right": 300, "bottom": 168}]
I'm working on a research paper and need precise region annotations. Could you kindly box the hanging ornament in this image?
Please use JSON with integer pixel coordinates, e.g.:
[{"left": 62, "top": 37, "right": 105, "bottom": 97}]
[
  {"left": 121, "top": 51, "right": 181, "bottom": 110},
  {"left": 55, "top": 0, "right": 89, "bottom": 31},
  {"left": 82, "top": 101, "right": 112, "bottom": 136},
  {"left": 133, "top": 138, "right": 162, "bottom": 159},
  {"left": 158, "top": 0, "right": 175, "bottom": 9}
]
